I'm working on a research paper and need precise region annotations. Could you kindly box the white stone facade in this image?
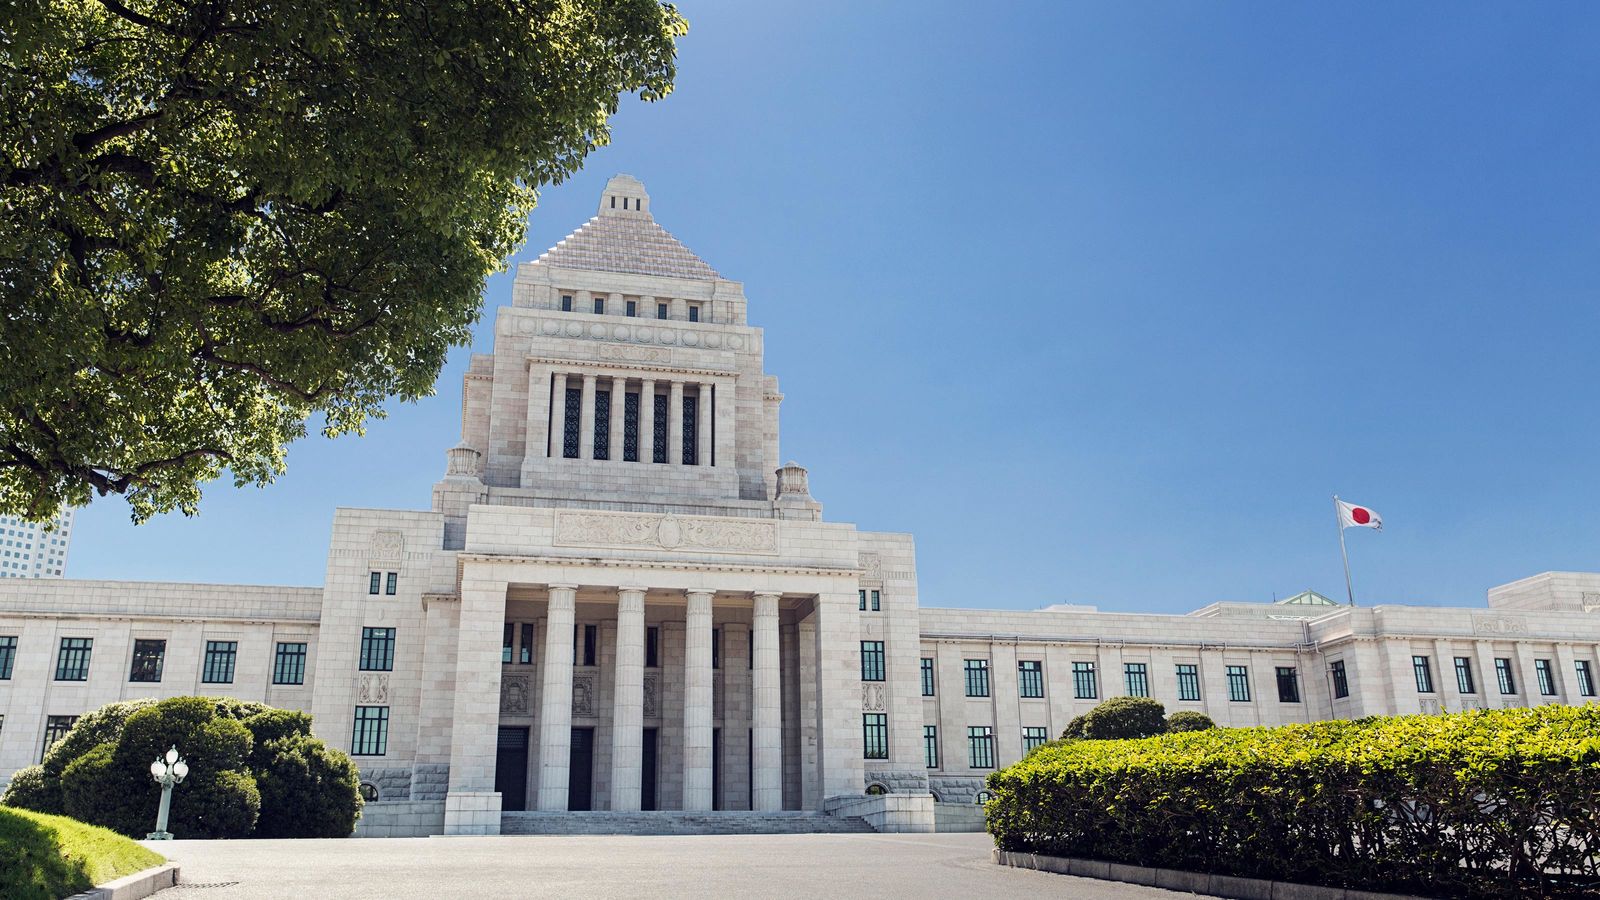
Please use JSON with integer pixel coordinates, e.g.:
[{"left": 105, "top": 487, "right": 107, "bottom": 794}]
[{"left": 1, "top": 177, "right": 1597, "bottom": 835}]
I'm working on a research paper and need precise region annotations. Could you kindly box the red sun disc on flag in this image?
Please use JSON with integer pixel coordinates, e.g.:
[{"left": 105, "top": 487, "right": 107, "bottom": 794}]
[{"left": 1351, "top": 507, "right": 1370, "bottom": 524}]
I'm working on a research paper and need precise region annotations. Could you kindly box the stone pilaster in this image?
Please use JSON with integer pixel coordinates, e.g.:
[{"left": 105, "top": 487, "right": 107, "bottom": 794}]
[
  {"left": 609, "top": 376, "right": 627, "bottom": 463},
  {"left": 550, "top": 372, "right": 568, "bottom": 458},
  {"left": 682, "top": 589, "right": 714, "bottom": 810},
  {"left": 751, "top": 592, "right": 782, "bottom": 811},
  {"left": 668, "top": 381, "right": 685, "bottom": 466},
  {"left": 578, "top": 374, "right": 598, "bottom": 461},
  {"left": 639, "top": 378, "right": 656, "bottom": 464},
  {"left": 696, "top": 384, "right": 712, "bottom": 467},
  {"left": 443, "top": 574, "right": 507, "bottom": 834},
  {"left": 611, "top": 586, "right": 646, "bottom": 810},
  {"left": 537, "top": 583, "right": 577, "bottom": 810}
]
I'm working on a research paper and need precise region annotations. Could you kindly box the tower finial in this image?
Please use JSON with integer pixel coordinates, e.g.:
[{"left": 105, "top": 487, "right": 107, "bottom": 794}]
[{"left": 599, "top": 174, "right": 650, "bottom": 217}]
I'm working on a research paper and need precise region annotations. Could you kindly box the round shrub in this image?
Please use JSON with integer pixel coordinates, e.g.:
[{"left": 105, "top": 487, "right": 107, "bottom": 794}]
[
  {"left": 0, "top": 765, "right": 55, "bottom": 812},
  {"left": 1166, "top": 711, "right": 1216, "bottom": 733},
  {"left": 178, "top": 769, "right": 261, "bottom": 839},
  {"left": 242, "top": 709, "right": 313, "bottom": 767},
  {"left": 253, "top": 735, "right": 362, "bottom": 838},
  {"left": 1080, "top": 696, "right": 1167, "bottom": 740},
  {"left": 1059, "top": 715, "right": 1087, "bottom": 741},
  {"left": 42, "top": 700, "right": 156, "bottom": 781},
  {"left": 61, "top": 743, "right": 150, "bottom": 836}
]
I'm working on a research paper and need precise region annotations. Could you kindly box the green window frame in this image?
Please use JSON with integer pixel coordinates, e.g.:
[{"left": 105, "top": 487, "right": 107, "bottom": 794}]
[
  {"left": 1176, "top": 663, "right": 1201, "bottom": 701},
  {"left": 1018, "top": 660, "right": 1044, "bottom": 698},
  {"left": 1022, "top": 726, "right": 1048, "bottom": 754},
  {"left": 920, "top": 657, "right": 935, "bottom": 696},
  {"left": 1577, "top": 660, "right": 1596, "bottom": 697},
  {"left": 1226, "top": 665, "right": 1251, "bottom": 702},
  {"left": 351, "top": 706, "right": 389, "bottom": 756},
  {"left": 963, "top": 659, "right": 990, "bottom": 697},
  {"left": 1454, "top": 657, "right": 1475, "bottom": 694},
  {"left": 1275, "top": 666, "right": 1300, "bottom": 703},
  {"left": 862, "top": 713, "right": 888, "bottom": 760},
  {"left": 1535, "top": 659, "right": 1556, "bottom": 696},
  {"left": 1124, "top": 662, "right": 1149, "bottom": 698},
  {"left": 1494, "top": 658, "right": 1515, "bottom": 694},
  {"left": 273, "top": 642, "right": 307, "bottom": 686},
  {"left": 1331, "top": 660, "right": 1349, "bottom": 699},
  {"left": 1072, "top": 661, "right": 1097, "bottom": 700},
  {"left": 359, "top": 627, "right": 395, "bottom": 672},
  {"left": 967, "top": 726, "right": 994, "bottom": 769},
  {"left": 924, "top": 725, "right": 938, "bottom": 769},
  {"left": 1412, "top": 656, "right": 1434, "bottom": 694},
  {"left": 202, "top": 640, "right": 237, "bottom": 684},
  {"left": 860, "top": 641, "right": 885, "bottom": 682},
  {"left": 55, "top": 637, "right": 92, "bottom": 681},
  {"left": 41, "top": 715, "right": 77, "bottom": 763},
  {"left": 0, "top": 635, "right": 14, "bottom": 679}
]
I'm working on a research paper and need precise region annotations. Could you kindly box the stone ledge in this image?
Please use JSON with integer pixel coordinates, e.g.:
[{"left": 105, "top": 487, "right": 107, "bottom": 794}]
[
  {"left": 69, "top": 862, "right": 180, "bottom": 900},
  {"left": 992, "top": 850, "right": 1435, "bottom": 900}
]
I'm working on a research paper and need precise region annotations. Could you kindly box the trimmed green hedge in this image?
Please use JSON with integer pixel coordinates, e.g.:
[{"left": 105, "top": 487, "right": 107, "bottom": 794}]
[
  {"left": 0, "top": 806, "right": 164, "bottom": 900},
  {"left": 987, "top": 705, "right": 1600, "bottom": 898}
]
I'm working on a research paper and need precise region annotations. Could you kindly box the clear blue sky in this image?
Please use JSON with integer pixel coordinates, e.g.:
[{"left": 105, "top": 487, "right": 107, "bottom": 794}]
[{"left": 73, "top": 2, "right": 1600, "bottom": 613}]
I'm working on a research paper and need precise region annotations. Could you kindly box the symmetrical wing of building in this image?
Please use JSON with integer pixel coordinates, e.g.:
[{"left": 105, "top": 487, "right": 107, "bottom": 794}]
[{"left": 1, "top": 177, "right": 1597, "bottom": 835}]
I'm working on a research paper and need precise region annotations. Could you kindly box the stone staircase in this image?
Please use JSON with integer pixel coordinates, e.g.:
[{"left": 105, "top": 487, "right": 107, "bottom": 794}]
[{"left": 499, "top": 810, "right": 876, "bottom": 836}]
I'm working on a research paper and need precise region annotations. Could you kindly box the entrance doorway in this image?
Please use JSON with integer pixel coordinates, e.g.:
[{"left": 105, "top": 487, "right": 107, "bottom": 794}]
[
  {"left": 568, "top": 727, "right": 595, "bottom": 811},
  {"left": 495, "top": 726, "right": 529, "bottom": 812},
  {"left": 641, "top": 728, "right": 659, "bottom": 811}
]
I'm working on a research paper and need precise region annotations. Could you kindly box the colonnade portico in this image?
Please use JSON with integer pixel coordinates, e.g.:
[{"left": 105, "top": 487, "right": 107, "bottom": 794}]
[{"left": 535, "top": 368, "right": 723, "bottom": 466}]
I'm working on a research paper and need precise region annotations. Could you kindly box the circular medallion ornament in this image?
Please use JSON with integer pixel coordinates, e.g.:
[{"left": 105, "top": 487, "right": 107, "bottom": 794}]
[
  {"left": 656, "top": 517, "right": 683, "bottom": 548},
  {"left": 659, "top": 331, "right": 677, "bottom": 345},
  {"left": 589, "top": 323, "right": 605, "bottom": 338},
  {"left": 730, "top": 336, "right": 745, "bottom": 350},
  {"left": 613, "top": 325, "right": 630, "bottom": 340},
  {"left": 706, "top": 334, "right": 722, "bottom": 348},
  {"left": 564, "top": 322, "right": 582, "bottom": 337},
  {"left": 635, "top": 327, "right": 653, "bottom": 343},
  {"left": 542, "top": 321, "right": 560, "bottom": 335},
  {"left": 682, "top": 332, "right": 699, "bottom": 346}
]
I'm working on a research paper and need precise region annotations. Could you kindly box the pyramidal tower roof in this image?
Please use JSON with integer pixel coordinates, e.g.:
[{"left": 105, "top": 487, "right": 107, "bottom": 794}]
[{"left": 534, "top": 174, "right": 721, "bottom": 280}]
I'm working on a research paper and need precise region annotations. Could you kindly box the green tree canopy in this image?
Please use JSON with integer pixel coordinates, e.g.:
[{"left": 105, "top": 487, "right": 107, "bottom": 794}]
[{"left": 0, "top": 0, "right": 687, "bottom": 521}]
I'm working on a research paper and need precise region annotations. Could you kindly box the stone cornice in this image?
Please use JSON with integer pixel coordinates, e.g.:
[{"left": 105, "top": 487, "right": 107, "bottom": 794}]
[
  {"left": 455, "top": 552, "right": 860, "bottom": 579},
  {"left": 918, "top": 631, "right": 1315, "bottom": 654}
]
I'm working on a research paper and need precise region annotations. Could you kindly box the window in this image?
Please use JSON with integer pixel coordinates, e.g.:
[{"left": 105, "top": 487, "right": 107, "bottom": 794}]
[
  {"left": 202, "top": 640, "right": 237, "bottom": 684},
  {"left": 1412, "top": 656, "right": 1435, "bottom": 694},
  {"left": 55, "top": 637, "right": 92, "bottom": 681},
  {"left": 360, "top": 628, "right": 396, "bottom": 672},
  {"left": 646, "top": 627, "right": 660, "bottom": 668},
  {"left": 519, "top": 623, "right": 534, "bottom": 665},
  {"left": 273, "top": 642, "right": 307, "bottom": 685},
  {"left": 502, "top": 623, "right": 514, "bottom": 664},
  {"left": 711, "top": 627, "right": 721, "bottom": 669},
  {"left": 920, "top": 658, "right": 935, "bottom": 696},
  {"left": 564, "top": 386, "right": 582, "bottom": 458},
  {"left": 682, "top": 395, "right": 698, "bottom": 466},
  {"left": 385, "top": 572, "right": 397, "bottom": 596},
  {"left": 1577, "top": 661, "right": 1596, "bottom": 697},
  {"left": 964, "top": 659, "right": 990, "bottom": 697},
  {"left": 870, "top": 590, "right": 880, "bottom": 611},
  {"left": 858, "top": 590, "right": 866, "bottom": 611},
  {"left": 129, "top": 639, "right": 165, "bottom": 683},
  {"left": 652, "top": 393, "right": 668, "bottom": 462},
  {"left": 1226, "top": 665, "right": 1251, "bottom": 702},
  {"left": 1275, "top": 666, "right": 1300, "bottom": 703},
  {"left": 0, "top": 635, "right": 16, "bottom": 679},
  {"left": 1454, "top": 657, "right": 1475, "bottom": 694},
  {"left": 1023, "top": 726, "right": 1048, "bottom": 754},
  {"left": 1176, "top": 664, "right": 1201, "bottom": 701},
  {"left": 1018, "top": 660, "right": 1044, "bottom": 698},
  {"left": 351, "top": 706, "right": 389, "bottom": 756},
  {"left": 574, "top": 624, "right": 597, "bottom": 667},
  {"left": 1124, "top": 662, "right": 1149, "bottom": 698},
  {"left": 860, "top": 641, "right": 885, "bottom": 682},
  {"left": 560, "top": 294, "right": 573, "bottom": 312},
  {"left": 688, "top": 305, "right": 700, "bottom": 323},
  {"left": 594, "top": 297, "right": 605, "bottom": 315},
  {"left": 1494, "top": 658, "right": 1516, "bottom": 694},
  {"left": 862, "top": 713, "right": 888, "bottom": 759},
  {"left": 924, "top": 725, "right": 938, "bottom": 768},
  {"left": 368, "top": 572, "right": 381, "bottom": 595},
  {"left": 967, "top": 726, "right": 995, "bottom": 769},
  {"left": 623, "top": 391, "right": 640, "bottom": 462},
  {"left": 657, "top": 302, "right": 668, "bottom": 320},
  {"left": 593, "top": 389, "right": 611, "bottom": 459},
  {"left": 42, "top": 715, "right": 77, "bottom": 762},
  {"left": 1536, "top": 659, "right": 1557, "bottom": 696},
  {"left": 626, "top": 300, "right": 637, "bottom": 317},
  {"left": 1072, "top": 661, "right": 1097, "bottom": 700},
  {"left": 1331, "top": 660, "right": 1350, "bottom": 699}
]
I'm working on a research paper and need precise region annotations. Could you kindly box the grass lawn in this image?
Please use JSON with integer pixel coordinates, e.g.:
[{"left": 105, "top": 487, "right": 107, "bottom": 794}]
[{"left": 0, "top": 805, "right": 166, "bottom": 900}]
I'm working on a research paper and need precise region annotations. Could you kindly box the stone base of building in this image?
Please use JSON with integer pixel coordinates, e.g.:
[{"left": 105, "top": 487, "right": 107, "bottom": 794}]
[
  {"left": 933, "top": 802, "right": 987, "bottom": 833},
  {"left": 353, "top": 801, "right": 447, "bottom": 838},
  {"left": 443, "top": 791, "right": 502, "bottom": 835},
  {"left": 823, "top": 793, "right": 935, "bottom": 833}
]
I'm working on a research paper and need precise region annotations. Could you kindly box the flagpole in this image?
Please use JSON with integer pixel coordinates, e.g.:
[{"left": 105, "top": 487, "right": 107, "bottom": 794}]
[{"left": 1334, "top": 494, "right": 1355, "bottom": 606}]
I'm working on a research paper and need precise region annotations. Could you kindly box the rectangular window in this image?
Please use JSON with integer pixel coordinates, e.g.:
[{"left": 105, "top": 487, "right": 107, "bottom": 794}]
[
  {"left": 385, "top": 572, "right": 397, "bottom": 596},
  {"left": 1072, "top": 661, "right": 1097, "bottom": 700},
  {"left": 920, "top": 658, "right": 935, "bottom": 696},
  {"left": 593, "top": 297, "right": 605, "bottom": 315},
  {"left": 858, "top": 589, "right": 866, "bottom": 611},
  {"left": 870, "top": 590, "right": 881, "bottom": 611},
  {"left": 1226, "top": 665, "right": 1251, "bottom": 702},
  {"left": 1454, "top": 657, "right": 1476, "bottom": 694},
  {"left": 368, "top": 572, "right": 381, "bottom": 595},
  {"left": 623, "top": 391, "right": 641, "bottom": 462},
  {"left": 0, "top": 635, "right": 16, "bottom": 679},
  {"left": 1536, "top": 659, "right": 1557, "bottom": 696},
  {"left": 652, "top": 394, "right": 668, "bottom": 463},
  {"left": 1176, "top": 664, "right": 1201, "bottom": 701},
  {"left": 273, "top": 642, "right": 307, "bottom": 685},
  {"left": 593, "top": 389, "right": 611, "bottom": 460},
  {"left": 924, "top": 725, "right": 938, "bottom": 768},
  {"left": 1331, "top": 660, "right": 1350, "bottom": 699},
  {"left": 202, "top": 640, "right": 237, "bottom": 684},
  {"left": 1124, "top": 662, "right": 1149, "bottom": 698},
  {"left": 1577, "top": 661, "right": 1596, "bottom": 697},
  {"left": 351, "top": 706, "right": 389, "bottom": 756},
  {"left": 626, "top": 300, "right": 637, "bottom": 317},
  {"left": 519, "top": 623, "right": 534, "bottom": 665},
  {"left": 963, "top": 659, "right": 990, "bottom": 697},
  {"left": 1023, "top": 726, "right": 1048, "bottom": 754},
  {"left": 1275, "top": 666, "right": 1301, "bottom": 703},
  {"left": 1413, "top": 655, "right": 1435, "bottom": 693},
  {"left": 129, "top": 639, "right": 165, "bottom": 683},
  {"left": 862, "top": 713, "right": 888, "bottom": 760},
  {"left": 560, "top": 294, "right": 573, "bottom": 312},
  {"left": 578, "top": 624, "right": 597, "bottom": 667},
  {"left": 860, "top": 641, "right": 886, "bottom": 682},
  {"left": 688, "top": 305, "right": 700, "bottom": 323},
  {"left": 646, "top": 627, "right": 660, "bottom": 668},
  {"left": 1018, "top": 660, "right": 1044, "bottom": 698},
  {"left": 55, "top": 637, "right": 92, "bottom": 681},
  {"left": 682, "top": 395, "right": 698, "bottom": 466},
  {"left": 967, "top": 726, "right": 995, "bottom": 769},
  {"left": 1494, "top": 658, "right": 1516, "bottom": 694},
  {"left": 711, "top": 627, "right": 721, "bottom": 669},
  {"left": 503, "top": 622, "right": 514, "bottom": 664},
  {"left": 360, "top": 627, "right": 396, "bottom": 672},
  {"left": 563, "top": 385, "right": 582, "bottom": 459},
  {"left": 41, "top": 715, "right": 77, "bottom": 763}
]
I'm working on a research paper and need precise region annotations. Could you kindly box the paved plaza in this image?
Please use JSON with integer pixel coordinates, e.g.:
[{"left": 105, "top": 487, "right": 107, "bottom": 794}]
[{"left": 144, "top": 832, "right": 1205, "bottom": 899}]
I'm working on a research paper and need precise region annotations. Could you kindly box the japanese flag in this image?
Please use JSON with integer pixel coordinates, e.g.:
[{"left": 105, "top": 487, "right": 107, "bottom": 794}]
[{"left": 1337, "top": 500, "right": 1383, "bottom": 531}]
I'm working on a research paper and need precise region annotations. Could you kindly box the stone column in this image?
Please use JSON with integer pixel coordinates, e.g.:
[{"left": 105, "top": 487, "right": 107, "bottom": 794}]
[
  {"left": 751, "top": 592, "right": 782, "bottom": 811},
  {"left": 682, "top": 589, "right": 715, "bottom": 810},
  {"left": 639, "top": 378, "right": 656, "bottom": 464},
  {"left": 443, "top": 573, "right": 508, "bottom": 834},
  {"left": 611, "top": 586, "right": 647, "bottom": 811},
  {"left": 696, "top": 384, "right": 712, "bottom": 467},
  {"left": 550, "top": 372, "right": 568, "bottom": 458},
  {"left": 609, "top": 376, "right": 627, "bottom": 463},
  {"left": 578, "top": 374, "right": 598, "bottom": 460},
  {"left": 668, "top": 381, "right": 685, "bottom": 466},
  {"left": 537, "top": 583, "right": 578, "bottom": 810}
]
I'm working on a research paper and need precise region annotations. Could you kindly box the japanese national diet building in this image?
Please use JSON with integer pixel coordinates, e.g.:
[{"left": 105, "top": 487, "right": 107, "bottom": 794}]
[{"left": 2, "top": 176, "right": 1599, "bottom": 836}]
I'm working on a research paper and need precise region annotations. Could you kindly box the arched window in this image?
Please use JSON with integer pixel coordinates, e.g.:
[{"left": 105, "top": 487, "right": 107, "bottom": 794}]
[
  {"left": 865, "top": 782, "right": 888, "bottom": 795},
  {"left": 359, "top": 782, "right": 379, "bottom": 802},
  {"left": 973, "top": 790, "right": 992, "bottom": 805}
]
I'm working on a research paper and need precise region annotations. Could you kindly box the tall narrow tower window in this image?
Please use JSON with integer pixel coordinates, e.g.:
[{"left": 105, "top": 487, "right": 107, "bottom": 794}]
[
  {"left": 623, "top": 392, "right": 640, "bottom": 462},
  {"left": 563, "top": 387, "right": 581, "bottom": 459},
  {"left": 652, "top": 394, "right": 668, "bottom": 463},
  {"left": 682, "top": 395, "right": 698, "bottom": 465},
  {"left": 593, "top": 390, "right": 611, "bottom": 460}
]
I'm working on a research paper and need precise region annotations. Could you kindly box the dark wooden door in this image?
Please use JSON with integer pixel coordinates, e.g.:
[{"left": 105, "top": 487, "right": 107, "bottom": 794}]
[
  {"left": 641, "top": 728, "right": 658, "bottom": 811},
  {"left": 568, "top": 727, "right": 595, "bottom": 811},
  {"left": 495, "top": 726, "right": 529, "bottom": 812}
]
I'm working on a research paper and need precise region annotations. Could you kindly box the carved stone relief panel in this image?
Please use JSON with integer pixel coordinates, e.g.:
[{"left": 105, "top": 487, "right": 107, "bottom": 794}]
[
  {"left": 1472, "top": 616, "right": 1530, "bottom": 636},
  {"left": 370, "top": 530, "right": 404, "bottom": 562},
  {"left": 554, "top": 510, "right": 779, "bottom": 556},
  {"left": 500, "top": 674, "right": 531, "bottom": 715},
  {"left": 643, "top": 673, "right": 660, "bottom": 718},
  {"left": 573, "top": 672, "right": 597, "bottom": 717},
  {"left": 861, "top": 683, "right": 886, "bottom": 712},
  {"left": 358, "top": 673, "right": 390, "bottom": 704}
]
